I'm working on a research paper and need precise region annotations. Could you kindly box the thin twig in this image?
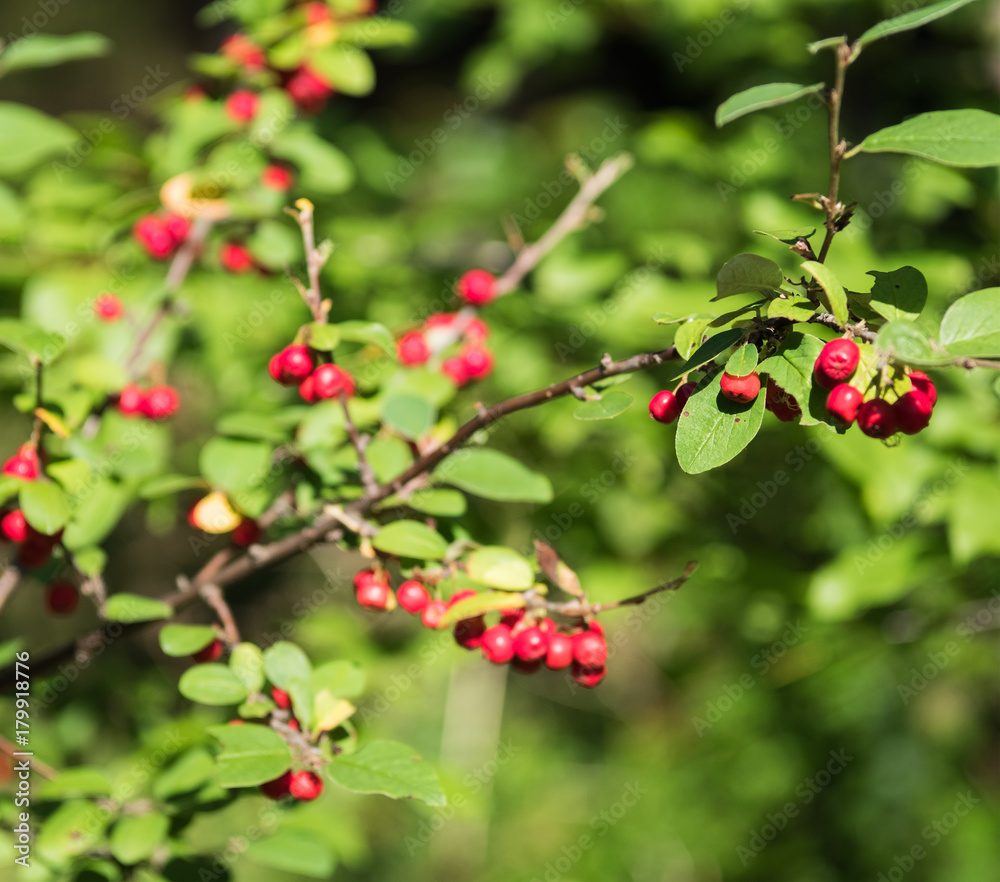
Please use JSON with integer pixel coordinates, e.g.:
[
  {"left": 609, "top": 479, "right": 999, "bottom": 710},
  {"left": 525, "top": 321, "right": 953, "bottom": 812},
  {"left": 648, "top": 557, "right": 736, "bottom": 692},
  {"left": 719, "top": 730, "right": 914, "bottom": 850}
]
[
  {"left": 198, "top": 583, "right": 240, "bottom": 644},
  {"left": 339, "top": 393, "right": 378, "bottom": 497},
  {"left": 286, "top": 198, "right": 328, "bottom": 322},
  {"left": 494, "top": 154, "right": 634, "bottom": 297},
  {"left": 0, "top": 736, "right": 59, "bottom": 780},
  {"left": 816, "top": 44, "right": 850, "bottom": 264},
  {"left": 808, "top": 313, "right": 877, "bottom": 343},
  {"left": 0, "top": 565, "right": 22, "bottom": 615}
]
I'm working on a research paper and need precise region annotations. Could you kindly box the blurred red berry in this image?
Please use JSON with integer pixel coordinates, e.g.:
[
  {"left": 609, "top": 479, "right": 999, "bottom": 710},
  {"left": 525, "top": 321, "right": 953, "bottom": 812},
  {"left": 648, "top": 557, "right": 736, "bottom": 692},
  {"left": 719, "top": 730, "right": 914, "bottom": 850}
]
[
  {"left": 460, "top": 345, "right": 493, "bottom": 380},
  {"left": 225, "top": 90, "right": 259, "bottom": 124},
  {"left": 259, "top": 771, "right": 292, "bottom": 800},
  {"left": 286, "top": 66, "right": 333, "bottom": 112},
  {"left": 220, "top": 243, "right": 255, "bottom": 274},
  {"left": 545, "top": 633, "right": 574, "bottom": 670},
  {"left": 894, "top": 390, "right": 933, "bottom": 435},
  {"left": 94, "top": 293, "right": 124, "bottom": 323},
  {"left": 262, "top": 165, "right": 294, "bottom": 191},
  {"left": 232, "top": 518, "right": 261, "bottom": 547},
  {"left": 397, "top": 331, "right": 430, "bottom": 366},
  {"left": 289, "top": 770, "right": 323, "bottom": 801},
  {"left": 192, "top": 639, "right": 224, "bottom": 663},
  {"left": 45, "top": 580, "right": 79, "bottom": 615},
  {"left": 908, "top": 371, "right": 937, "bottom": 407},
  {"left": 421, "top": 599, "right": 448, "bottom": 629},
  {"left": 442, "top": 357, "right": 470, "bottom": 387},
  {"left": 133, "top": 215, "right": 176, "bottom": 260},
  {"left": 480, "top": 624, "right": 514, "bottom": 664},
  {"left": 571, "top": 662, "right": 607, "bottom": 688},
  {"left": 141, "top": 386, "right": 180, "bottom": 420},
  {"left": 457, "top": 269, "right": 496, "bottom": 305},
  {"left": 396, "top": 580, "right": 430, "bottom": 614},
  {"left": 1, "top": 510, "right": 27, "bottom": 543}
]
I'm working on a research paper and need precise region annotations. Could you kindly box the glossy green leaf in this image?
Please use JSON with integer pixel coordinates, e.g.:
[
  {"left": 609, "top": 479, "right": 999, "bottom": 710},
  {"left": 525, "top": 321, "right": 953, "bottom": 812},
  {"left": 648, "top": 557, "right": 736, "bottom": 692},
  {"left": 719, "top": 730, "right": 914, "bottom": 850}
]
[
  {"left": 403, "top": 488, "right": 467, "bottom": 517},
  {"left": 326, "top": 740, "right": 447, "bottom": 806},
  {"left": 864, "top": 266, "right": 928, "bottom": 322},
  {"left": 311, "top": 43, "right": 376, "bottom": 96},
  {"left": 466, "top": 546, "right": 535, "bottom": 590},
  {"left": 940, "top": 287, "right": 1000, "bottom": 356},
  {"left": 338, "top": 19, "right": 418, "bottom": 48},
  {"left": 178, "top": 664, "right": 248, "bottom": 706},
  {"left": 35, "top": 800, "right": 110, "bottom": 863},
  {"left": 0, "top": 318, "right": 64, "bottom": 364},
  {"left": 19, "top": 481, "right": 69, "bottom": 535},
  {"left": 104, "top": 593, "right": 172, "bottom": 623},
  {"left": 0, "top": 32, "right": 111, "bottom": 73},
  {"left": 725, "top": 344, "right": 759, "bottom": 377},
  {"left": 373, "top": 520, "right": 449, "bottom": 560},
  {"left": 439, "top": 592, "right": 526, "bottom": 628},
  {"left": 574, "top": 391, "right": 634, "bottom": 421},
  {"left": 715, "top": 253, "right": 784, "bottom": 300},
  {"left": 247, "top": 828, "right": 336, "bottom": 879},
  {"left": 230, "top": 642, "right": 266, "bottom": 693},
  {"left": 767, "top": 298, "right": 817, "bottom": 322},
  {"left": 311, "top": 659, "right": 365, "bottom": 700},
  {"left": 335, "top": 320, "right": 396, "bottom": 357},
  {"left": 302, "top": 322, "right": 341, "bottom": 352},
  {"left": 856, "top": 0, "right": 979, "bottom": 50},
  {"left": 383, "top": 393, "right": 435, "bottom": 439},
  {"left": 62, "top": 479, "right": 130, "bottom": 550},
  {"left": 801, "top": 260, "right": 848, "bottom": 325},
  {"left": 667, "top": 328, "right": 745, "bottom": 382},
  {"left": 858, "top": 110, "right": 1000, "bottom": 167},
  {"left": 715, "top": 82, "right": 824, "bottom": 127},
  {"left": 366, "top": 436, "right": 413, "bottom": 484},
  {"left": 152, "top": 748, "right": 215, "bottom": 799},
  {"left": 158, "top": 624, "right": 217, "bottom": 658},
  {"left": 206, "top": 724, "right": 293, "bottom": 788},
  {"left": 758, "top": 332, "right": 827, "bottom": 425},
  {"left": 435, "top": 449, "right": 553, "bottom": 504},
  {"left": 109, "top": 813, "right": 169, "bottom": 865},
  {"left": 263, "top": 641, "right": 312, "bottom": 690},
  {"left": 673, "top": 317, "right": 713, "bottom": 359},
  {"left": 876, "top": 319, "right": 950, "bottom": 366},
  {"left": 0, "top": 103, "right": 78, "bottom": 175}
]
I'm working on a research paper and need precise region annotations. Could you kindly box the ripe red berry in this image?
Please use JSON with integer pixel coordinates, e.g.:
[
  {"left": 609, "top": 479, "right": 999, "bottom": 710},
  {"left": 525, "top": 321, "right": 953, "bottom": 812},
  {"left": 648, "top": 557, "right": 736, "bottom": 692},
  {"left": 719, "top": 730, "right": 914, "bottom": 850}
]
[
  {"left": 814, "top": 338, "right": 860, "bottom": 389},
  {"left": 396, "top": 580, "right": 430, "bottom": 614},
  {"left": 261, "top": 165, "right": 294, "bottom": 192},
  {"left": 225, "top": 90, "right": 259, "bottom": 124},
  {"left": 221, "top": 34, "right": 266, "bottom": 71},
  {"left": 421, "top": 599, "right": 448, "bottom": 629},
  {"left": 457, "top": 269, "right": 496, "bottom": 305},
  {"left": 192, "top": 639, "right": 224, "bottom": 663},
  {"left": 45, "top": 580, "right": 79, "bottom": 615},
  {"left": 268, "top": 345, "right": 313, "bottom": 385},
  {"left": 572, "top": 630, "right": 608, "bottom": 667},
  {"left": 259, "top": 771, "right": 292, "bottom": 800},
  {"left": 356, "top": 578, "right": 392, "bottom": 610},
  {"left": 117, "top": 384, "right": 145, "bottom": 417},
  {"left": 1, "top": 510, "right": 27, "bottom": 543},
  {"left": 298, "top": 374, "right": 317, "bottom": 403},
  {"left": 460, "top": 345, "right": 493, "bottom": 380},
  {"left": 141, "top": 386, "right": 180, "bottom": 420},
  {"left": 442, "top": 357, "right": 470, "bottom": 387},
  {"left": 163, "top": 214, "right": 191, "bottom": 246},
  {"left": 894, "top": 390, "right": 933, "bottom": 435},
  {"left": 720, "top": 371, "right": 761, "bottom": 404},
  {"left": 675, "top": 381, "right": 697, "bottom": 410},
  {"left": 220, "top": 243, "right": 254, "bottom": 274},
  {"left": 908, "top": 371, "right": 937, "bottom": 408},
  {"left": 571, "top": 661, "right": 607, "bottom": 689},
  {"left": 512, "top": 625, "right": 548, "bottom": 662},
  {"left": 826, "top": 384, "right": 863, "bottom": 424},
  {"left": 2, "top": 452, "right": 38, "bottom": 481},
  {"left": 311, "top": 364, "right": 355, "bottom": 399},
  {"left": 454, "top": 616, "right": 487, "bottom": 650},
  {"left": 480, "top": 624, "right": 514, "bottom": 664},
  {"left": 397, "top": 331, "right": 430, "bottom": 366},
  {"left": 289, "top": 770, "right": 323, "bottom": 801},
  {"left": 93, "top": 293, "right": 124, "bottom": 323},
  {"left": 304, "top": 1, "right": 331, "bottom": 24},
  {"left": 424, "top": 313, "right": 458, "bottom": 331},
  {"left": 133, "top": 215, "right": 176, "bottom": 260},
  {"left": 286, "top": 66, "right": 333, "bottom": 112},
  {"left": 228, "top": 719, "right": 245, "bottom": 725},
  {"left": 545, "top": 633, "right": 574, "bottom": 670},
  {"left": 271, "top": 687, "right": 291, "bottom": 709},
  {"left": 649, "top": 390, "right": 680, "bottom": 424},
  {"left": 857, "top": 398, "right": 898, "bottom": 439},
  {"left": 232, "top": 518, "right": 260, "bottom": 547}
]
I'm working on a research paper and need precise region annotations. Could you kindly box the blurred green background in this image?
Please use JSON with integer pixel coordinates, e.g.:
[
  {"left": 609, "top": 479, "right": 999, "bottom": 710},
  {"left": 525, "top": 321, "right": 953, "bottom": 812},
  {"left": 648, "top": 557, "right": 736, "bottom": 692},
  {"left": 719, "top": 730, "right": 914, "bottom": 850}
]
[{"left": 1, "top": 0, "right": 998, "bottom": 880}]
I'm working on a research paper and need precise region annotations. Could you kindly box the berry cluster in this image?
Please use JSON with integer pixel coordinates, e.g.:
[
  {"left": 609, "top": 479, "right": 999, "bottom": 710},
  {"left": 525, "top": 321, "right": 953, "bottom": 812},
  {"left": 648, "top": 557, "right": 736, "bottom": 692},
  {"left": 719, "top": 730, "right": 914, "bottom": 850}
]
[
  {"left": 133, "top": 213, "right": 191, "bottom": 260},
  {"left": 268, "top": 343, "right": 356, "bottom": 402},
  {"left": 352, "top": 570, "right": 609, "bottom": 688},
  {"left": 1, "top": 507, "right": 60, "bottom": 570},
  {"left": 115, "top": 383, "right": 181, "bottom": 421},
  {"left": 397, "top": 309, "right": 494, "bottom": 387}
]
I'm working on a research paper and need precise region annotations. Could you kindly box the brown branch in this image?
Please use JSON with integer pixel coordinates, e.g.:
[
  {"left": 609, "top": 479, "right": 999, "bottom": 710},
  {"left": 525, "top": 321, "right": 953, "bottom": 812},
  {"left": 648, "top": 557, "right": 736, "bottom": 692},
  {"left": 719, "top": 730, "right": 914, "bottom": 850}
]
[
  {"left": 808, "top": 312, "right": 877, "bottom": 343},
  {"left": 286, "top": 199, "right": 328, "bottom": 323},
  {"left": 198, "top": 583, "right": 240, "bottom": 644},
  {"left": 0, "top": 565, "right": 22, "bottom": 616},
  {"left": 494, "top": 153, "right": 634, "bottom": 297},
  {"left": 817, "top": 43, "right": 851, "bottom": 264},
  {"left": 0, "top": 736, "right": 58, "bottom": 780},
  {"left": 339, "top": 393, "right": 378, "bottom": 497}
]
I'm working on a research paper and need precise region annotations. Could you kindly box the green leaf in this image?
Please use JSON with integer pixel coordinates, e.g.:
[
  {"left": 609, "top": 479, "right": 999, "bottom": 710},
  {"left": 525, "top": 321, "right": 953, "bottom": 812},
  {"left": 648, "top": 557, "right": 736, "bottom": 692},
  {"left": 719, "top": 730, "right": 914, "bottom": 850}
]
[
  {"left": 247, "top": 220, "right": 301, "bottom": 270},
  {"left": 179, "top": 664, "right": 249, "bottom": 706},
  {"left": 199, "top": 438, "right": 273, "bottom": 505},
  {"left": 402, "top": 488, "right": 467, "bottom": 517},
  {"left": 435, "top": 449, "right": 553, "bottom": 504},
  {"left": 865, "top": 267, "right": 928, "bottom": 322},
  {"left": 310, "top": 44, "right": 375, "bottom": 96},
  {"left": 856, "top": 0, "right": 979, "bottom": 50},
  {"left": 807, "top": 36, "right": 846, "bottom": 55},
  {"left": 62, "top": 479, "right": 130, "bottom": 550},
  {"left": 158, "top": 624, "right": 217, "bottom": 658},
  {"left": 940, "top": 287, "right": 1000, "bottom": 357},
  {"left": 19, "top": 481, "right": 69, "bottom": 535},
  {"left": 715, "top": 253, "right": 784, "bottom": 300},
  {"left": 858, "top": 110, "right": 1000, "bottom": 168},
  {"left": 247, "top": 829, "right": 336, "bottom": 879},
  {"left": 673, "top": 317, "right": 713, "bottom": 358},
  {"left": 758, "top": 332, "right": 827, "bottom": 425},
  {"left": 230, "top": 642, "right": 266, "bottom": 693},
  {"left": 373, "top": 520, "right": 449, "bottom": 560},
  {"left": 263, "top": 642, "right": 312, "bottom": 691},
  {"left": 439, "top": 592, "right": 526, "bottom": 628},
  {"left": 35, "top": 767, "right": 111, "bottom": 800},
  {"left": 0, "top": 32, "right": 111, "bottom": 73},
  {"left": 138, "top": 474, "right": 206, "bottom": 499},
  {"left": 104, "top": 593, "right": 172, "bottom": 623},
  {"left": 152, "top": 748, "right": 215, "bottom": 799},
  {"left": 876, "top": 319, "right": 950, "bottom": 366},
  {"left": 725, "top": 344, "right": 759, "bottom": 377},
  {"left": 35, "top": 800, "right": 110, "bottom": 863},
  {"left": 0, "top": 103, "right": 78, "bottom": 175},
  {"left": 327, "top": 740, "right": 446, "bottom": 806},
  {"left": 0, "top": 477, "right": 21, "bottom": 506},
  {"left": 675, "top": 371, "right": 767, "bottom": 474},
  {"left": 652, "top": 312, "right": 688, "bottom": 324},
  {"left": 767, "top": 298, "right": 817, "bottom": 322},
  {"left": 574, "top": 391, "right": 634, "bottom": 421},
  {"left": 338, "top": 19, "right": 418, "bottom": 48},
  {"left": 207, "top": 724, "right": 293, "bottom": 788},
  {"left": 335, "top": 320, "right": 396, "bottom": 357},
  {"left": 667, "top": 328, "right": 745, "bottom": 382},
  {"left": 311, "top": 660, "right": 365, "bottom": 700},
  {"left": 383, "top": 394, "right": 436, "bottom": 439},
  {"left": 802, "top": 260, "right": 848, "bottom": 325},
  {"left": 109, "top": 813, "right": 169, "bottom": 866},
  {"left": 302, "top": 322, "right": 341, "bottom": 352},
  {"left": 754, "top": 227, "right": 817, "bottom": 243},
  {"left": 366, "top": 436, "right": 413, "bottom": 484},
  {"left": 466, "top": 546, "right": 535, "bottom": 590},
  {"left": 0, "top": 318, "right": 65, "bottom": 364},
  {"left": 715, "top": 82, "right": 825, "bottom": 128},
  {"left": 272, "top": 125, "right": 354, "bottom": 194}
]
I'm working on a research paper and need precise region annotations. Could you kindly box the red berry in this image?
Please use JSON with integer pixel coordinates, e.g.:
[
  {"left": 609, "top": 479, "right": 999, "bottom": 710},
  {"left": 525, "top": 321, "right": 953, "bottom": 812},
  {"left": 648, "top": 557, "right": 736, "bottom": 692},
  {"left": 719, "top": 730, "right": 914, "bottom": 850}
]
[
  {"left": 1, "top": 510, "right": 27, "bottom": 543},
  {"left": 163, "top": 214, "right": 191, "bottom": 246},
  {"left": 857, "top": 399, "right": 898, "bottom": 439},
  {"left": 356, "top": 579, "right": 392, "bottom": 610},
  {"left": 259, "top": 771, "right": 292, "bottom": 800},
  {"left": 894, "top": 390, "right": 933, "bottom": 435},
  {"left": 280, "top": 345, "right": 314, "bottom": 382},
  {"left": 442, "top": 357, "right": 470, "bottom": 387},
  {"left": 512, "top": 625, "right": 548, "bottom": 662},
  {"left": 424, "top": 313, "right": 458, "bottom": 331},
  {"left": 397, "top": 331, "right": 430, "bottom": 366},
  {"left": 396, "top": 580, "right": 430, "bottom": 614},
  {"left": 353, "top": 569, "right": 378, "bottom": 590},
  {"left": 814, "top": 338, "right": 860, "bottom": 389},
  {"left": 480, "top": 624, "right": 514, "bottom": 664},
  {"left": 141, "top": 386, "right": 180, "bottom": 420},
  {"left": 572, "top": 630, "right": 608, "bottom": 668},
  {"left": 221, "top": 34, "right": 266, "bottom": 71},
  {"left": 464, "top": 317, "right": 489, "bottom": 342},
  {"left": 45, "top": 580, "right": 78, "bottom": 615},
  {"left": 720, "top": 371, "right": 761, "bottom": 404},
  {"left": 460, "top": 345, "right": 493, "bottom": 380},
  {"left": 228, "top": 719, "right": 245, "bottom": 725},
  {"left": 192, "top": 639, "right": 224, "bottom": 663},
  {"left": 675, "top": 381, "right": 697, "bottom": 409},
  {"left": 271, "top": 687, "right": 291, "bottom": 709},
  {"left": 2, "top": 452, "right": 38, "bottom": 481},
  {"left": 457, "top": 269, "right": 496, "bottom": 305},
  {"left": 908, "top": 371, "right": 937, "bottom": 408},
  {"left": 287, "top": 718, "right": 300, "bottom": 732},
  {"left": 499, "top": 608, "right": 524, "bottom": 629},
  {"left": 117, "top": 384, "right": 145, "bottom": 417},
  {"left": 261, "top": 165, "right": 294, "bottom": 192},
  {"left": 232, "top": 518, "right": 260, "bottom": 547},
  {"left": 225, "top": 90, "right": 259, "bottom": 124},
  {"left": 286, "top": 66, "right": 333, "bottom": 112},
  {"left": 304, "top": 1, "right": 331, "bottom": 24},
  {"left": 93, "top": 293, "right": 124, "bottom": 323},
  {"left": 18, "top": 527, "right": 57, "bottom": 568},
  {"left": 545, "top": 633, "right": 574, "bottom": 670},
  {"left": 311, "top": 364, "right": 355, "bottom": 399},
  {"left": 454, "top": 616, "right": 487, "bottom": 650},
  {"left": 826, "top": 384, "right": 863, "bottom": 424},
  {"left": 220, "top": 243, "right": 254, "bottom": 274},
  {"left": 649, "top": 390, "right": 680, "bottom": 424},
  {"left": 133, "top": 215, "right": 176, "bottom": 260},
  {"left": 571, "top": 661, "right": 607, "bottom": 688},
  {"left": 421, "top": 599, "right": 448, "bottom": 629},
  {"left": 298, "top": 374, "right": 318, "bottom": 403},
  {"left": 289, "top": 770, "right": 323, "bottom": 801}
]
